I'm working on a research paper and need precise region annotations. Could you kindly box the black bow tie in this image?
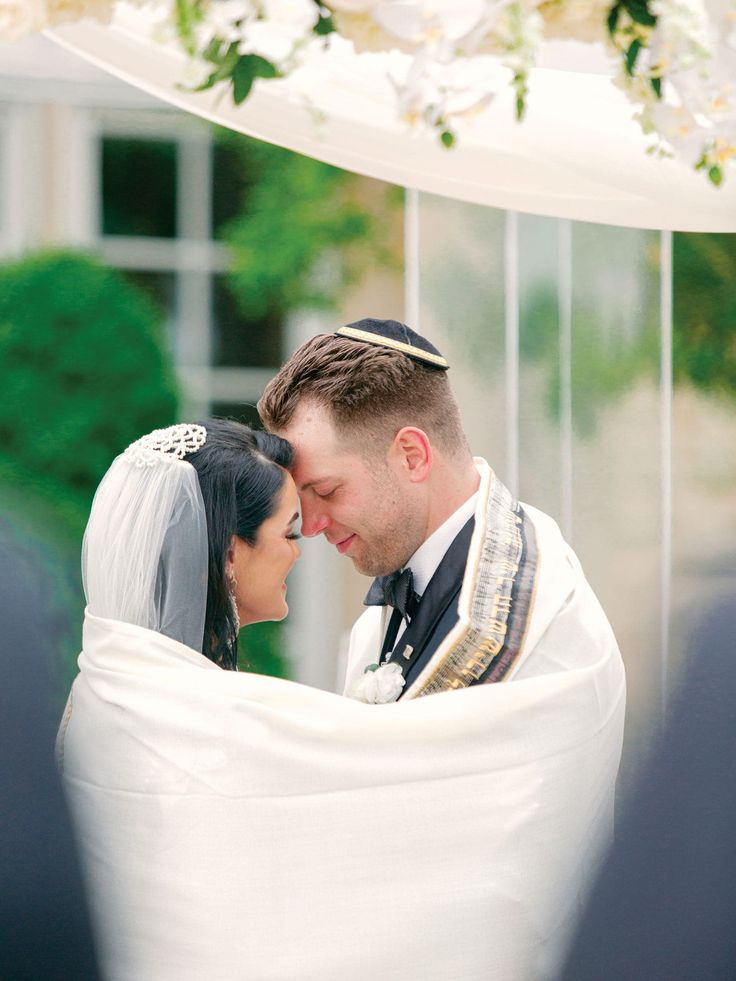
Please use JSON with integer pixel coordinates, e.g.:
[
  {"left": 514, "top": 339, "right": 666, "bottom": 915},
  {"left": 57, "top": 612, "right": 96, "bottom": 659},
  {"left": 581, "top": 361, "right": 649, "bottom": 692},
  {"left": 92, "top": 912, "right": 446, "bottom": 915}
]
[{"left": 364, "top": 567, "right": 420, "bottom": 623}]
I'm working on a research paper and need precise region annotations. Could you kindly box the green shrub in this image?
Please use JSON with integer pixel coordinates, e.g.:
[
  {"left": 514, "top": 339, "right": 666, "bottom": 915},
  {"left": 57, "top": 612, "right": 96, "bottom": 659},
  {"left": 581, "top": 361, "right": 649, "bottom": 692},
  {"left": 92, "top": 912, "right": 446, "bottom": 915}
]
[{"left": 0, "top": 250, "right": 178, "bottom": 536}]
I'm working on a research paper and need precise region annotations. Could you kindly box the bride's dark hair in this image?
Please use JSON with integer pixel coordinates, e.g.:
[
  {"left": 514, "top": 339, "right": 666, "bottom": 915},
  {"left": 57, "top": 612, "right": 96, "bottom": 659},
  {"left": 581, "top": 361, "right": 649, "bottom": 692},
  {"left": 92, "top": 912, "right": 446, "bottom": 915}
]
[{"left": 186, "top": 419, "right": 293, "bottom": 670}]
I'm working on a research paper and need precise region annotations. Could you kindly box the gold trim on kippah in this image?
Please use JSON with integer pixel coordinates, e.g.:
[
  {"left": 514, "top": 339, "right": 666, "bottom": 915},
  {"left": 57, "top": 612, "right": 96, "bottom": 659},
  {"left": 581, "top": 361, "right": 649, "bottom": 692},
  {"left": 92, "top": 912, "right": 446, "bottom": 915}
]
[{"left": 336, "top": 326, "right": 449, "bottom": 368}]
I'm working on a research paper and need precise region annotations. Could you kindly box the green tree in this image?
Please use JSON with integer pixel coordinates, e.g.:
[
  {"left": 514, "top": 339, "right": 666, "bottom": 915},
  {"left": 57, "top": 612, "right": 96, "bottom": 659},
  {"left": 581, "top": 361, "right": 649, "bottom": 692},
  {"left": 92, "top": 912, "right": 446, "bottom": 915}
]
[
  {"left": 673, "top": 233, "right": 736, "bottom": 396},
  {"left": 214, "top": 130, "right": 395, "bottom": 322}
]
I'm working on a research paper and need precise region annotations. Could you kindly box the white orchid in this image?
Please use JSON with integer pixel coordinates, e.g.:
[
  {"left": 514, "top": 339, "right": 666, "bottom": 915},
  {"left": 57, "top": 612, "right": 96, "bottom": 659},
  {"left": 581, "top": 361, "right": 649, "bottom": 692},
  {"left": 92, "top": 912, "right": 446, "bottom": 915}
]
[
  {"left": 327, "top": 0, "right": 373, "bottom": 11},
  {"left": 47, "top": 0, "right": 116, "bottom": 25},
  {"left": 0, "top": 0, "right": 47, "bottom": 42},
  {"left": 198, "top": 0, "right": 252, "bottom": 45},
  {"left": 0, "top": 0, "right": 117, "bottom": 41},
  {"left": 538, "top": 0, "right": 613, "bottom": 42}
]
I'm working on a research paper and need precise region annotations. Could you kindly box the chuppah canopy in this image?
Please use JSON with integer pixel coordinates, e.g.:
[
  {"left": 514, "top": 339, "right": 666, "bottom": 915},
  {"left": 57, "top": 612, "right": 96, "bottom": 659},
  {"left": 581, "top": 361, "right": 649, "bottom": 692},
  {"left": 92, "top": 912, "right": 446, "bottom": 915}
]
[{"left": 45, "top": 4, "right": 736, "bottom": 233}]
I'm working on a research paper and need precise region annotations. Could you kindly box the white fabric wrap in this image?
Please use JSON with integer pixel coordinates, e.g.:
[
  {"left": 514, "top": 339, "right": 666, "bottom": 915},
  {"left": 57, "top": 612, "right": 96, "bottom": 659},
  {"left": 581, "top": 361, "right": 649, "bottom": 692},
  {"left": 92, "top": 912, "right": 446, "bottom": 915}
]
[{"left": 59, "top": 468, "right": 625, "bottom": 981}]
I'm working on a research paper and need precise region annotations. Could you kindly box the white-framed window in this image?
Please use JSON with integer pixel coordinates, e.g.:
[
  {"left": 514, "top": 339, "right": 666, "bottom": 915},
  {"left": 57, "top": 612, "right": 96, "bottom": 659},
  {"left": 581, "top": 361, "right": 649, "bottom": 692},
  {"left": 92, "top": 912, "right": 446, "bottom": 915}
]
[
  {"left": 79, "top": 106, "right": 284, "bottom": 420},
  {"left": 0, "top": 102, "right": 45, "bottom": 257}
]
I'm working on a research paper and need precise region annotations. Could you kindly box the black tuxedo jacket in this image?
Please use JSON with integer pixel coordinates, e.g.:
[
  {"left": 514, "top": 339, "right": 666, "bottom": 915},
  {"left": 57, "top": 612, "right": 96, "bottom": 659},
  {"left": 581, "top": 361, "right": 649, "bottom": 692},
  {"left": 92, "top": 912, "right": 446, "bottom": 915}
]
[{"left": 379, "top": 516, "right": 475, "bottom": 696}]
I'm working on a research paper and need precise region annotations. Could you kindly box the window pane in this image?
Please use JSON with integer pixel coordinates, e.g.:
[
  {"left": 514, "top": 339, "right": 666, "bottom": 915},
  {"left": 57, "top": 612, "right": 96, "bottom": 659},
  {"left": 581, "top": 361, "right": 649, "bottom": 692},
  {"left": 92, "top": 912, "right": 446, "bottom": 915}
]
[
  {"left": 210, "top": 402, "right": 263, "bottom": 429},
  {"left": 211, "top": 140, "right": 253, "bottom": 239},
  {"left": 101, "top": 138, "right": 177, "bottom": 238},
  {"left": 121, "top": 270, "right": 177, "bottom": 320},
  {"left": 211, "top": 275, "right": 282, "bottom": 368}
]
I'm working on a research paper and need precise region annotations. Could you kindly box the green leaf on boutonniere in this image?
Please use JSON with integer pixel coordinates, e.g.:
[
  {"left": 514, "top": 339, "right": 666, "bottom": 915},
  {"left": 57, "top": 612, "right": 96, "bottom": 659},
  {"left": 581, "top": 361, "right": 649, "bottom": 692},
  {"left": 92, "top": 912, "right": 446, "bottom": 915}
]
[
  {"left": 650, "top": 75, "right": 662, "bottom": 98},
  {"left": 232, "top": 55, "right": 279, "bottom": 105},
  {"left": 440, "top": 129, "right": 455, "bottom": 149},
  {"left": 364, "top": 663, "right": 380, "bottom": 673}
]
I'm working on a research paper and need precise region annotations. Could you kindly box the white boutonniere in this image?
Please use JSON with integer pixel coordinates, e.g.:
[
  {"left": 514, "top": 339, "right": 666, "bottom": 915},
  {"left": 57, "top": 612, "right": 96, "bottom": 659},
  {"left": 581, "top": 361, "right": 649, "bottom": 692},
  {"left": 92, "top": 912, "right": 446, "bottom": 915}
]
[{"left": 346, "top": 661, "right": 405, "bottom": 704}]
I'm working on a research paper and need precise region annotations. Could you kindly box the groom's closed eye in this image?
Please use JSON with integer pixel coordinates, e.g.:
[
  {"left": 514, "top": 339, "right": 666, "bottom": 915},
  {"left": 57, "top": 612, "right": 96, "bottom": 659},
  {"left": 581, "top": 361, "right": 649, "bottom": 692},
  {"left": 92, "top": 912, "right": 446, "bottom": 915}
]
[{"left": 314, "top": 486, "right": 337, "bottom": 499}]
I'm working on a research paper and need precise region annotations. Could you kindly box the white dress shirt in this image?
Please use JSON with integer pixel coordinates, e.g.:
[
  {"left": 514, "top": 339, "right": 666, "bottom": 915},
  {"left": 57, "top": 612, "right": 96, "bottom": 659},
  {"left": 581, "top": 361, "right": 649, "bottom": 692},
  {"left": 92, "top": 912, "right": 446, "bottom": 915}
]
[{"left": 393, "top": 490, "right": 479, "bottom": 647}]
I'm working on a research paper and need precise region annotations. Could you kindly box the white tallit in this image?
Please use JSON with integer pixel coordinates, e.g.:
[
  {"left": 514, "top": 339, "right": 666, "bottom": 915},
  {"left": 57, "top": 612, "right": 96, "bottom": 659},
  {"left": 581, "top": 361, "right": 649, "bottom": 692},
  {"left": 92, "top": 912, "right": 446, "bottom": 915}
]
[{"left": 60, "top": 554, "right": 624, "bottom": 981}]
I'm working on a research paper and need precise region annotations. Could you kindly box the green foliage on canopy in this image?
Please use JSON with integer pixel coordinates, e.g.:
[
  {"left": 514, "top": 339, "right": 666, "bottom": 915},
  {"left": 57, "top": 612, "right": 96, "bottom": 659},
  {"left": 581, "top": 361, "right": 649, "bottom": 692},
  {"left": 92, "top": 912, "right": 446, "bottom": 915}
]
[{"left": 0, "top": 250, "right": 178, "bottom": 538}]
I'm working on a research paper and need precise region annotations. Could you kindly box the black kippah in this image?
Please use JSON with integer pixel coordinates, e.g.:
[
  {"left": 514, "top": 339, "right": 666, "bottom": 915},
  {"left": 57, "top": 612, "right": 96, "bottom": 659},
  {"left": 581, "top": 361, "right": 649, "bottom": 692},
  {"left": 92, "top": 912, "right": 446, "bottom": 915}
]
[{"left": 335, "top": 318, "right": 449, "bottom": 371}]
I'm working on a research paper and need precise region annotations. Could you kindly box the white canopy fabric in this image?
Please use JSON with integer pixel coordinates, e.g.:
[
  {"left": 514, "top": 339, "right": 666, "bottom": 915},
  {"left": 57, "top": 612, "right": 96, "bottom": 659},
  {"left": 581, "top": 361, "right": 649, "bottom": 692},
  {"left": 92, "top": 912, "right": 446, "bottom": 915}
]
[{"left": 47, "top": 8, "right": 736, "bottom": 233}]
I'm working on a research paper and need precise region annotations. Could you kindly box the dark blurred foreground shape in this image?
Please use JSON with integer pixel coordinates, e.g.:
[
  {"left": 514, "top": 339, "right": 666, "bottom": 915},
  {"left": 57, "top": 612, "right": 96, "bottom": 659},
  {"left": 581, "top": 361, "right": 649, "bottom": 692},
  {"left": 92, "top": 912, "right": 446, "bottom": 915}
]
[
  {"left": 0, "top": 530, "right": 100, "bottom": 980},
  {"left": 559, "top": 596, "right": 736, "bottom": 980}
]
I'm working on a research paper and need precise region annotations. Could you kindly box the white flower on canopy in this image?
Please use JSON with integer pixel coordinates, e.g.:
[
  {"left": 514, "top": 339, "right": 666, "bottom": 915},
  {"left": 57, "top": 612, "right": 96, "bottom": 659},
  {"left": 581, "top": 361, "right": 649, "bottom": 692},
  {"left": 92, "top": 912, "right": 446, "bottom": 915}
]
[
  {"left": 327, "top": 0, "right": 374, "bottom": 11},
  {"left": 237, "top": 0, "right": 319, "bottom": 67},
  {"left": 0, "top": 0, "right": 47, "bottom": 41},
  {"left": 199, "top": 0, "right": 252, "bottom": 45}
]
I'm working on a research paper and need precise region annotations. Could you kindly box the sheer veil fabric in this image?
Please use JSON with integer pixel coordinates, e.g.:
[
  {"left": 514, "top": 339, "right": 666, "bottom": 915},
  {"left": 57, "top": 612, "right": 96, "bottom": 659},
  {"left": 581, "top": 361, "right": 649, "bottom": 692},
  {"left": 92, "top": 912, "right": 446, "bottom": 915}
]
[{"left": 82, "top": 452, "right": 208, "bottom": 653}]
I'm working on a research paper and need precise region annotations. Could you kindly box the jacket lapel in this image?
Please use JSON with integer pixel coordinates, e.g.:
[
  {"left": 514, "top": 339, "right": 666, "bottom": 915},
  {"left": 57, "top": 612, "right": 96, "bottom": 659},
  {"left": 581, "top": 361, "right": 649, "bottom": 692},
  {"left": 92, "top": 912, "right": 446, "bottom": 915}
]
[{"left": 386, "top": 516, "right": 475, "bottom": 695}]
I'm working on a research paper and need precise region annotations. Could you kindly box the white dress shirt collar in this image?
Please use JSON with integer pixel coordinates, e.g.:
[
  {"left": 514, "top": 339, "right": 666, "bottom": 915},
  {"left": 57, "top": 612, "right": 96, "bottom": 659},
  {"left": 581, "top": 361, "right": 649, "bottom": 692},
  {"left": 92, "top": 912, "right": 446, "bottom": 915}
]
[{"left": 405, "top": 492, "right": 479, "bottom": 596}]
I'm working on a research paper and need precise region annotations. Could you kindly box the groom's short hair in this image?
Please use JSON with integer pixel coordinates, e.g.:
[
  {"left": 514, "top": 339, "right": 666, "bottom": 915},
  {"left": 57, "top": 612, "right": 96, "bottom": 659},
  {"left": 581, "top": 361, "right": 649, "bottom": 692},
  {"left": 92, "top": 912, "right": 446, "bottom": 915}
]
[{"left": 258, "top": 331, "right": 469, "bottom": 459}]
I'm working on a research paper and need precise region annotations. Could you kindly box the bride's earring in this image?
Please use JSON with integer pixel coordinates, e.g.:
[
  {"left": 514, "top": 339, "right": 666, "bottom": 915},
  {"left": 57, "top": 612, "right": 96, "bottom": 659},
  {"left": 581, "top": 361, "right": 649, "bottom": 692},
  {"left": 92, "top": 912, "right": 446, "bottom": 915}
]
[{"left": 226, "top": 568, "right": 240, "bottom": 633}]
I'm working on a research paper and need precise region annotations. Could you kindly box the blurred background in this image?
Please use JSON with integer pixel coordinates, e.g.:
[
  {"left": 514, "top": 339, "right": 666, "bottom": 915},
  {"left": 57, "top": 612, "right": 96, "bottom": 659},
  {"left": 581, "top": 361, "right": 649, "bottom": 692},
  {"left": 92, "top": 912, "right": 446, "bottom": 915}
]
[{"left": 1, "top": 36, "right": 734, "bottom": 791}]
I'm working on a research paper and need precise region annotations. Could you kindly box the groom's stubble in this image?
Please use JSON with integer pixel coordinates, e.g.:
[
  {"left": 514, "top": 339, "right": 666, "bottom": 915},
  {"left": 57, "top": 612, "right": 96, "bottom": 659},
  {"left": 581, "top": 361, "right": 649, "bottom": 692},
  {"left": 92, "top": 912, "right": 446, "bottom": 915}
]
[{"left": 346, "top": 460, "right": 426, "bottom": 577}]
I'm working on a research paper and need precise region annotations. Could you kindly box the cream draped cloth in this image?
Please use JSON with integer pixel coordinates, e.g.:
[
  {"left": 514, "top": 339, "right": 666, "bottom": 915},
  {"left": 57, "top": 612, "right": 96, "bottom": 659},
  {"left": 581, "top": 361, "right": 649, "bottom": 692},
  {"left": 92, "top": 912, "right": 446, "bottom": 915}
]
[{"left": 60, "top": 581, "right": 625, "bottom": 980}]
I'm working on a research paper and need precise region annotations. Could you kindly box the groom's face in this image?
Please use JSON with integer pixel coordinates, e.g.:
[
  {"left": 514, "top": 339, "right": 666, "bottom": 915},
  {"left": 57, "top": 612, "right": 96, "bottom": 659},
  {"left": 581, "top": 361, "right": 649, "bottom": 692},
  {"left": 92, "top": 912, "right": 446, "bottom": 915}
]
[{"left": 278, "top": 402, "right": 425, "bottom": 576}]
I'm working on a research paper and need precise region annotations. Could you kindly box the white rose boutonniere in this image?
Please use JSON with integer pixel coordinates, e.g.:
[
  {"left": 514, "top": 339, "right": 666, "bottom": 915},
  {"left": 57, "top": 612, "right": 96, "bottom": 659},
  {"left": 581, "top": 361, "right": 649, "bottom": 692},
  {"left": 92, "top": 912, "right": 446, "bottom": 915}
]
[{"left": 347, "top": 661, "right": 405, "bottom": 704}]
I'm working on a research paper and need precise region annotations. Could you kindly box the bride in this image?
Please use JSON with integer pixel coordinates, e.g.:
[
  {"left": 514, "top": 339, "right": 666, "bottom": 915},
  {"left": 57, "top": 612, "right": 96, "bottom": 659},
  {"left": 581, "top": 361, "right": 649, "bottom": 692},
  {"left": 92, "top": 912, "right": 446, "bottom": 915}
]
[
  {"left": 60, "top": 420, "right": 624, "bottom": 981},
  {"left": 79, "top": 419, "right": 301, "bottom": 665}
]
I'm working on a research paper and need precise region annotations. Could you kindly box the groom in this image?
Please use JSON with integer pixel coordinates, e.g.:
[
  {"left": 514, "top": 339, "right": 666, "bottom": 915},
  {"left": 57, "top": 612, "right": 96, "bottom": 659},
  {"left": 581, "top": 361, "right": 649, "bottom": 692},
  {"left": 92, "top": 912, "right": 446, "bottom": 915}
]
[{"left": 259, "top": 318, "right": 623, "bottom": 702}]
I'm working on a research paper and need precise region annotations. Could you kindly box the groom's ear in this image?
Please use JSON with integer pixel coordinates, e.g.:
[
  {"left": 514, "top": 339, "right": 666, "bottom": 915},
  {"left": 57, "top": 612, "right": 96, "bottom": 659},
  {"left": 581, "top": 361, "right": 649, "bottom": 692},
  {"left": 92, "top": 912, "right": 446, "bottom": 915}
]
[{"left": 391, "top": 427, "right": 432, "bottom": 483}]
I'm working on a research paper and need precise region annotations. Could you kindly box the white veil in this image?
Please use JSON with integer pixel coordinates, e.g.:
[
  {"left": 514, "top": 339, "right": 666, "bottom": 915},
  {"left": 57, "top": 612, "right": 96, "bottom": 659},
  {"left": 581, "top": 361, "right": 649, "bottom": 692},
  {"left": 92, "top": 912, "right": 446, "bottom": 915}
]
[{"left": 82, "top": 425, "right": 209, "bottom": 653}]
